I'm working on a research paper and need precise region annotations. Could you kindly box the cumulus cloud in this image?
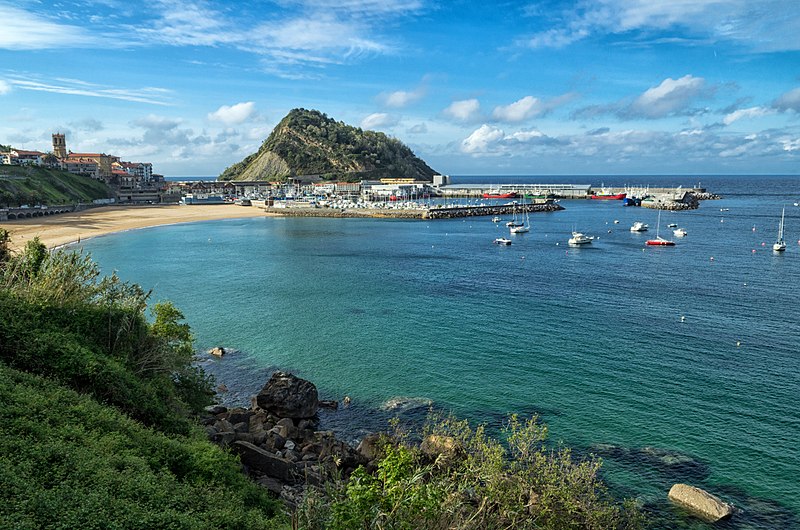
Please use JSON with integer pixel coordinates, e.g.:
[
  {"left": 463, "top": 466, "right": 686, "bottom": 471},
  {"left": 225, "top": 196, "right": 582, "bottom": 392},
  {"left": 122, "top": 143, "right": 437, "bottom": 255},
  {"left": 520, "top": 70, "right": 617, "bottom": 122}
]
[
  {"left": 773, "top": 88, "right": 800, "bottom": 112},
  {"left": 492, "top": 96, "right": 545, "bottom": 122},
  {"left": 722, "top": 106, "right": 774, "bottom": 125},
  {"left": 461, "top": 125, "right": 506, "bottom": 154},
  {"left": 627, "top": 75, "right": 708, "bottom": 119},
  {"left": 379, "top": 83, "right": 427, "bottom": 108},
  {"left": 360, "top": 112, "right": 398, "bottom": 129},
  {"left": 0, "top": 80, "right": 11, "bottom": 95},
  {"left": 208, "top": 102, "right": 257, "bottom": 125},
  {"left": 443, "top": 99, "right": 482, "bottom": 123}
]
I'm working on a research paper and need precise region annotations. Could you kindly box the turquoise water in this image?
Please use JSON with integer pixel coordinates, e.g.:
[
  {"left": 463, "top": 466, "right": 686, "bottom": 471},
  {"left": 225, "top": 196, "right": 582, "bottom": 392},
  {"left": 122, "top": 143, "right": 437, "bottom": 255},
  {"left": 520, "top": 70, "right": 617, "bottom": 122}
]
[{"left": 80, "top": 175, "right": 800, "bottom": 529}]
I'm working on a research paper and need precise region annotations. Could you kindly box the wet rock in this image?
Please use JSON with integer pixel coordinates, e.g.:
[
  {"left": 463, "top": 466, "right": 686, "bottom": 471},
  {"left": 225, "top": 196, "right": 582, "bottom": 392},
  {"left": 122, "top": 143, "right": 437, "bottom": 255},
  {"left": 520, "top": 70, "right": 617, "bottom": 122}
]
[
  {"left": 357, "top": 433, "right": 383, "bottom": 461},
  {"left": 209, "top": 346, "right": 226, "bottom": 357},
  {"left": 668, "top": 483, "right": 735, "bottom": 522},
  {"left": 256, "top": 371, "right": 319, "bottom": 419},
  {"left": 319, "top": 400, "right": 338, "bottom": 410}
]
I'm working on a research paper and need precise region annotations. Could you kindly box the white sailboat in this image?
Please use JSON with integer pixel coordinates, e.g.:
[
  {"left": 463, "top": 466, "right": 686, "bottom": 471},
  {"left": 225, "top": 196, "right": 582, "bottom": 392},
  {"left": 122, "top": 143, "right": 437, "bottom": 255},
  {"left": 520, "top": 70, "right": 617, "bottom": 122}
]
[
  {"left": 773, "top": 207, "right": 786, "bottom": 252},
  {"left": 646, "top": 210, "right": 675, "bottom": 246},
  {"left": 510, "top": 200, "right": 530, "bottom": 233}
]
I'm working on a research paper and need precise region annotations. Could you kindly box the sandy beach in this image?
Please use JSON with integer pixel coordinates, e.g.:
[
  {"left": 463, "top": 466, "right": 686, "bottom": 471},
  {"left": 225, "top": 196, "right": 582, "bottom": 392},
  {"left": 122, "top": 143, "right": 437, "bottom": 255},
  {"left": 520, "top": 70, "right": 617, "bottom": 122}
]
[{"left": 0, "top": 204, "right": 270, "bottom": 251}]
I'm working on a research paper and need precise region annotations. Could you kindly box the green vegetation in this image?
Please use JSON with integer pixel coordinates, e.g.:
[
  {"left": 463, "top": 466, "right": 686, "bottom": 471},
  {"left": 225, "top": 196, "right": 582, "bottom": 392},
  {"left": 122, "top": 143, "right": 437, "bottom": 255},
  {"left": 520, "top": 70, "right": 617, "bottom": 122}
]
[
  {"left": 219, "top": 109, "right": 438, "bottom": 182},
  {"left": 0, "top": 238, "right": 285, "bottom": 529},
  {"left": 0, "top": 164, "right": 113, "bottom": 207},
  {"left": 299, "top": 415, "right": 645, "bottom": 529}
]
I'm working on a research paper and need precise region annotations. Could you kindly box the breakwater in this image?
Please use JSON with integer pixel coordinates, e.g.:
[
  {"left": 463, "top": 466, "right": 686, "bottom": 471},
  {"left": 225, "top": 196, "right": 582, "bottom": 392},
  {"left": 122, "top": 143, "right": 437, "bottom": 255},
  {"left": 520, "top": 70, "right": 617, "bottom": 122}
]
[{"left": 262, "top": 201, "right": 564, "bottom": 220}]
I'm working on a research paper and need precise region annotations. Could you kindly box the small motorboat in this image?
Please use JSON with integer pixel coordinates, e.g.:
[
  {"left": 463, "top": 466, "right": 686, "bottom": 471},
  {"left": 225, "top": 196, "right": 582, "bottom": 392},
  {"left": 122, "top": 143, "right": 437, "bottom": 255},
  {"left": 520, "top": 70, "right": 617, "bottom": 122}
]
[
  {"left": 630, "top": 221, "right": 649, "bottom": 232},
  {"left": 673, "top": 228, "right": 688, "bottom": 237},
  {"left": 667, "top": 223, "right": 678, "bottom": 228},
  {"left": 494, "top": 237, "right": 512, "bottom": 245},
  {"left": 492, "top": 216, "right": 502, "bottom": 223},
  {"left": 568, "top": 232, "right": 593, "bottom": 245}
]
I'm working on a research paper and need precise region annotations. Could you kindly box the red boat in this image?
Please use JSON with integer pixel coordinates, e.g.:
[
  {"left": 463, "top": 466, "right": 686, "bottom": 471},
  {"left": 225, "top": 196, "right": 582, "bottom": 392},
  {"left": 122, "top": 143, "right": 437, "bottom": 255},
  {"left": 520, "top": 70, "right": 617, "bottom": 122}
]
[
  {"left": 646, "top": 237, "right": 675, "bottom": 246},
  {"left": 590, "top": 192, "right": 627, "bottom": 200},
  {"left": 483, "top": 192, "right": 517, "bottom": 199}
]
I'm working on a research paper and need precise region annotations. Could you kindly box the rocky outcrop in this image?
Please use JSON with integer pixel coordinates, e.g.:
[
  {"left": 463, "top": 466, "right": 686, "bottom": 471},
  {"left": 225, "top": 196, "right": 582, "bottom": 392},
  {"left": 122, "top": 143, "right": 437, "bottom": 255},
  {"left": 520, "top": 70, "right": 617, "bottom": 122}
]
[
  {"left": 668, "top": 483, "right": 735, "bottom": 522},
  {"left": 203, "top": 372, "right": 369, "bottom": 508},
  {"left": 256, "top": 371, "right": 319, "bottom": 419}
]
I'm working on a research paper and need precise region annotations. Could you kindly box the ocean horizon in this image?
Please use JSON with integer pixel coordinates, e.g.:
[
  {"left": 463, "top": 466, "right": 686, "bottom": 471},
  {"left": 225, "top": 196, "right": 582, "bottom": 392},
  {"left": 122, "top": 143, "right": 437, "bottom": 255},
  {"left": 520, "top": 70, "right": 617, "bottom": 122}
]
[{"left": 80, "top": 174, "right": 800, "bottom": 529}]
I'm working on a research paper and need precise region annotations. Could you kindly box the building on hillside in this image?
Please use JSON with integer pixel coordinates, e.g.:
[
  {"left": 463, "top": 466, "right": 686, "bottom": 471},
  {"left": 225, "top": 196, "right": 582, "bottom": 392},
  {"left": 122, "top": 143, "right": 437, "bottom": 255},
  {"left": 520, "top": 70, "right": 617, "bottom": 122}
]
[
  {"left": 0, "top": 149, "right": 46, "bottom": 165},
  {"left": 61, "top": 157, "right": 100, "bottom": 178}
]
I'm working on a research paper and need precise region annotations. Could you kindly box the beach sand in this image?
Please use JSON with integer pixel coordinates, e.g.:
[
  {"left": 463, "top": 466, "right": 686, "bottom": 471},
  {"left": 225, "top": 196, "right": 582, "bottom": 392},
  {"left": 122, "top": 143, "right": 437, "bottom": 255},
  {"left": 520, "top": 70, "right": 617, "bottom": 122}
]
[{"left": 0, "top": 204, "right": 270, "bottom": 251}]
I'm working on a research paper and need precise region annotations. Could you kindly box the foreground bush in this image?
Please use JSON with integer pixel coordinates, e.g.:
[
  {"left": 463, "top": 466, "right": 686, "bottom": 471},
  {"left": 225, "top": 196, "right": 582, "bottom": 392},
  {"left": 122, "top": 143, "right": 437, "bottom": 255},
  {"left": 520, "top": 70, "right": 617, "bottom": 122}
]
[
  {"left": 298, "top": 414, "right": 645, "bottom": 529},
  {"left": 0, "top": 364, "right": 284, "bottom": 530},
  {"left": 0, "top": 239, "right": 213, "bottom": 434}
]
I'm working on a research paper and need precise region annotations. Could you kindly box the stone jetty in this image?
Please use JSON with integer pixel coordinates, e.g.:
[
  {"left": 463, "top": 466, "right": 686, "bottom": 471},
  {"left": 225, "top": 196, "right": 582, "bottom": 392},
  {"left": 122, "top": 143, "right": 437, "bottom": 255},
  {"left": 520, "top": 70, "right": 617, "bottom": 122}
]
[{"left": 262, "top": 201, "right": 564, "bottom": 220}]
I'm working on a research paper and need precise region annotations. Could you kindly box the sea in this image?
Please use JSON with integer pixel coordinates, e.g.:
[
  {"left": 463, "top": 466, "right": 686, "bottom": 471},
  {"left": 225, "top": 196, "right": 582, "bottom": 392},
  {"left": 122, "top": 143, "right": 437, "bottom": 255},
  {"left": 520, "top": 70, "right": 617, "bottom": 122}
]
[{"left": 80, "top": 175, "right": 799, "bottom": 529}]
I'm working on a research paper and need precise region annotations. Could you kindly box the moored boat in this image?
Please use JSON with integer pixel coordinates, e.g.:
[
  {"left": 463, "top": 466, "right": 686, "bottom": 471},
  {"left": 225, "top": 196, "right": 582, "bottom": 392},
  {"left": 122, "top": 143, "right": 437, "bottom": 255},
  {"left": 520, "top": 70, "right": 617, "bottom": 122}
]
[
  {"left": 483, "top": 192, "right": 517, "bottom": 199},
  {"left": 646, "top": 211, "right": 675, "bottom": 246},
  {"left": 773, "top": 207, "right": 786, "bottom": 252},
  {"left": 630, "top": 221, "right": 648, "bottom": 232},
  {"left": 591, "top": 187, "right": 626, "bottom": 200},
  {"left": 568, "top": 232, "right": 593, "bottom": 245},
  {"left": 494, "top": 237, "right": 512, "bottom": 245},
  {"left": 673, "top": 228, "right": 687, "bottom": 237}
]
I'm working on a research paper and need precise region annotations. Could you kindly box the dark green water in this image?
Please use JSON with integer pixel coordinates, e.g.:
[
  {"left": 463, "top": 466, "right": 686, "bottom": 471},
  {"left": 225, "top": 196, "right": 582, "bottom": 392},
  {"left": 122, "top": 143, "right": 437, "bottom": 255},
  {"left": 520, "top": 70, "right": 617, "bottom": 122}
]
[{"left": 82, "top": 175, "right": 800, "bottom": 529}]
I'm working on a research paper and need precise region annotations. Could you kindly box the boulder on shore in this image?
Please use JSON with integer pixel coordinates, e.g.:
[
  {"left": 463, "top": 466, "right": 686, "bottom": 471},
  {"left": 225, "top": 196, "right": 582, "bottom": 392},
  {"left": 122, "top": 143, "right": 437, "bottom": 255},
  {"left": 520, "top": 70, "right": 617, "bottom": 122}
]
[
  {"left": 209, "top": 346, "right": 226, "bottom": 357},
  {"left": 668, "top": 483, "right": 735, "bottom": 522},
  {"left": 256, "top": 371, "right": 319, "bottom": 419}
]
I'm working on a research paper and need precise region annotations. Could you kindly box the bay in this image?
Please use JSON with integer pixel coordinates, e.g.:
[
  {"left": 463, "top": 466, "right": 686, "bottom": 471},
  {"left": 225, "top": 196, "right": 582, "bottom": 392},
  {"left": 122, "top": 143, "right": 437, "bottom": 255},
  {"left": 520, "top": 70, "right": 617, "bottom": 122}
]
[{"left": 80, "top": 175, "right": 800, "bottom": 529}]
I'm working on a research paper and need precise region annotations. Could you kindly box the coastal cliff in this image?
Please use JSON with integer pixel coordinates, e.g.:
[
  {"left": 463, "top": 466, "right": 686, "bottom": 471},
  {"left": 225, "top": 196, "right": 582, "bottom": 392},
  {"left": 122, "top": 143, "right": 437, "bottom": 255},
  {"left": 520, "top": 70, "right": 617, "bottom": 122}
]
[{"left": 218, "top": 108, "right": 438, "bottom": 182}]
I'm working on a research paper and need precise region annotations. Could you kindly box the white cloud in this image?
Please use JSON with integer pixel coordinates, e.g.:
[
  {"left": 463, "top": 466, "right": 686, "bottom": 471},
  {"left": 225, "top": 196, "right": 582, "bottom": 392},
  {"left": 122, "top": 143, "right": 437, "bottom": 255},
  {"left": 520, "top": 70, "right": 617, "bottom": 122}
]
[
  {"left": 380, "top": 85, "right": 426, "bottom": 108},
  {"left": 461, "top": 124, "right": 505, "bottom": 154},
  {"left": 492, "top": 96, "right": 545, "bottom": 123},
  {"left": 520, "top": 0, "right": 800, "bottom": 53},
  {"left": 0, "top": 6, "right": 99, "bottom": 50},
  {"left": 208, "top": 102, "right": 257, "bottom": 125},
  {"left": 360, "top": 112, "right": 397, "bottom": 129},
  {"left": 0, "top": 80, "right": 10, "bottom": 95},
  {"left": 773, "top": 88, "right": 800, "bottom": 112},
  {"left": 722, "top": 106, "right": 773, "bottom": 125},
  {"left": 782, "top": 138, "right": 800, "bottom": 152},
  {"left": 628, "top": 75, "right": 707, "bottom": 119},
  {"left": 443, "top": 99, "right": 482, "bottom": 122},
  {"left": 407, "top": 122, "right": 428, "bottom": 134},
  {"left": 8, "top": 76, "right": 172, "bottom": 106}
]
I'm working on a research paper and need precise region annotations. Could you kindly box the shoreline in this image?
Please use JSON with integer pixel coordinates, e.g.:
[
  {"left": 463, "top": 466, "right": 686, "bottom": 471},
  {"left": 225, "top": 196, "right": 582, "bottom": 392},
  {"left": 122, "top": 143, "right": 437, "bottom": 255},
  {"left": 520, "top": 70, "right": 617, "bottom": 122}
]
[{"left": 0, "top": 204, "right": 272, "bottom": 251}]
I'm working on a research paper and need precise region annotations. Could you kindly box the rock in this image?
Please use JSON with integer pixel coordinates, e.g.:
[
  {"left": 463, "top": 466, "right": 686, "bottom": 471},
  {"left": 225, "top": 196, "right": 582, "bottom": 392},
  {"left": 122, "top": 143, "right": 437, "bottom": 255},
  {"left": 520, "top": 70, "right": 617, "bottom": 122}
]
[
  {"left": 228, "top": 408, "right": 253, "bottom": 425},
  {"left": 206, "top": 405, "right": 228, "bottom": 415},
  {"left": 209, "top": 346, "right": 226, "bottom": 357},
  {"left": 668, "top": 483, "right": 735, "bottom": 522},
  {"left": 209, "top": 431, "right": 236, "bottom": 446},
  {"left": 319, "top": 400, "right": 338, "bottom": 409},
  {"left": 421, "top": 434, "right": 462, "bottom": 460},
  {"left": 256, "top": 475, "right": 284, "bottom": 495},
  {"left": 214, "top": 419, "right": 234, "bottom": 433},
  {"left": 233, "top": 441, "right": 293, "bottom": 482},
  {"left": 256, "top": 371, "right": 319, "bottom": 419},
  {"left": 357, "top": 433, "right": 382, "bottom": 461}
]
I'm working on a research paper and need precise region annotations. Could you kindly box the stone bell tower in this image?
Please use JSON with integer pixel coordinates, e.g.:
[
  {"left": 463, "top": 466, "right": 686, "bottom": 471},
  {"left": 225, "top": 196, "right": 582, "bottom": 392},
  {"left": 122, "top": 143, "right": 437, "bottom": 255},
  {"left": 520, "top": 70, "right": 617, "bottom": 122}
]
[{"left": 52, "top": 133, "right": 67, "bottom": 159}]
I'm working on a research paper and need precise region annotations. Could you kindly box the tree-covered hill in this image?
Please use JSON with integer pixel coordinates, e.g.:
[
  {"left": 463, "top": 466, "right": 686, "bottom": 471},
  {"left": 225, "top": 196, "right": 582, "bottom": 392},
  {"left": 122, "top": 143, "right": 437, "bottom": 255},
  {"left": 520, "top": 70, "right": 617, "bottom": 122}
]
[
  {"left": 219, "top": 109, "right": 438, "bottom": 182},
  {"left": 0, "top": 164, "right": 113, "bottom": 207}
]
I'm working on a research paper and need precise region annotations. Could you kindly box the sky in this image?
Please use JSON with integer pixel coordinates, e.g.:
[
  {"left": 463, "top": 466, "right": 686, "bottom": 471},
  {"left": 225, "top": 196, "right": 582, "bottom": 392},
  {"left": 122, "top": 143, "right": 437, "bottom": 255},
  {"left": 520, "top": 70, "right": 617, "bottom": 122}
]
[{"left": 1, "top": 1, "right": 799, "bottom": 177}]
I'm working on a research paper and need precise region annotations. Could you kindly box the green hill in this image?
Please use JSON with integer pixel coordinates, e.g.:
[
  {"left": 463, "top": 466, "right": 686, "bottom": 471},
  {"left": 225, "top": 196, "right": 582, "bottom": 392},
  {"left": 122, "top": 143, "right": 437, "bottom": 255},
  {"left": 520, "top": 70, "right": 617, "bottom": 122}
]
[
  {"left": 219, "top": 108, "right": 438, "bottom": 182},
  {"left": 0, "top": 164, "right": 113, "bottom": 207}
]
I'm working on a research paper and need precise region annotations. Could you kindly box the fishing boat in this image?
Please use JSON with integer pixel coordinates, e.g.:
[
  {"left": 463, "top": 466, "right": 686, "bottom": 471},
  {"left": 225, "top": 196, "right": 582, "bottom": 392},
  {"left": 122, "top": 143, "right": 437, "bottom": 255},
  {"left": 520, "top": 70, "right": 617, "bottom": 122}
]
[
  {"left": 591, "top": 186, "right": 626, "bottom": 200},
  {"left": 568, "top": 232, "right": 593, "bottom": 245},
  {"left": 646, "top": 211, "right": 675, "bottom": 246},
  {"left": 483, "top": 191, "right": 516, "bottom": 199},
  {"left": 773, "top": 207, "right": 786, "bottom": 252},
  {"left": 494, "top": 237, "right": 512, "bottom": 245},
  {"left": 630, "top": 221, "right": 648, "bottom": 232}
]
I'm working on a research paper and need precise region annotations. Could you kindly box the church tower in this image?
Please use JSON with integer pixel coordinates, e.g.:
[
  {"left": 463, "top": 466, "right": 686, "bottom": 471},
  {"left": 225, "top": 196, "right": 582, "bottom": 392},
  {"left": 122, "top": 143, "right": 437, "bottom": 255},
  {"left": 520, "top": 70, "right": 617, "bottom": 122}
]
[{"left": 52, "top": 133, "right": 67, "bottom": 159}]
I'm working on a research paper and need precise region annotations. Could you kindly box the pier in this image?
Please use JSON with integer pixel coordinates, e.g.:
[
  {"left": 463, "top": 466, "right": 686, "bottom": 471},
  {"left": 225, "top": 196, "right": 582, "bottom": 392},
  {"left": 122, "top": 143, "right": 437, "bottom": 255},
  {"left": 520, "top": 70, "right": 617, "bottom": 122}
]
[{"left": 261, "top": 201, "right": 564, "bottom": 220}]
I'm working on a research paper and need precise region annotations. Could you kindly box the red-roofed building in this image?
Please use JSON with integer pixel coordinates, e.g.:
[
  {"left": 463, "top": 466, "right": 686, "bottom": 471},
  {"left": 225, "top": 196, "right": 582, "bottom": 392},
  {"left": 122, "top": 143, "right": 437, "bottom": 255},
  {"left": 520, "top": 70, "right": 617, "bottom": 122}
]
[{"left": 0, "top": 149, "right": 46, "bottom": 165}]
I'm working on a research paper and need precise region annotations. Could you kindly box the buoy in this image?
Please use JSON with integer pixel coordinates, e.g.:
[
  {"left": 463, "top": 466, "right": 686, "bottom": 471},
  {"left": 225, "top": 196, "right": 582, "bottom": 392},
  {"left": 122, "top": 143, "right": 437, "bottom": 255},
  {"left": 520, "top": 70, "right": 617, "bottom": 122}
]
[
  {"left": 680, "top": 316, "right": 686, "bottom": 322},
  {"left": 743, "top": 282, "right": 747, "bottom": 286},
  {"left": 752, "top": 249, "right": 756, "bottom": 253},
  {"left": 710, "top": 256, "right": 715, "bottom": 261},
  {"left": 736, "top": 341, "right": 741, "bottom": 347},
  {"left": 762, "top": 242, "right": 766, "bottom": 246}
]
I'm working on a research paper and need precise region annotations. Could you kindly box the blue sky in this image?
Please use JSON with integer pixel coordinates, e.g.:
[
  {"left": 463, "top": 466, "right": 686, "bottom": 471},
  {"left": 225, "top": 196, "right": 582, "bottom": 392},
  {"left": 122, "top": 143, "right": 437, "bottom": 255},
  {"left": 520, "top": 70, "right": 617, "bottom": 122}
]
[{"left": 1, "top": 0, "right": 799, "bottom": 176}]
